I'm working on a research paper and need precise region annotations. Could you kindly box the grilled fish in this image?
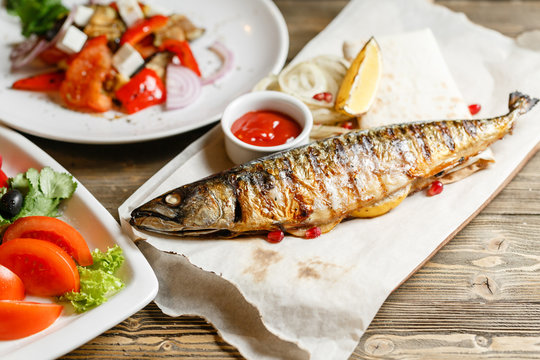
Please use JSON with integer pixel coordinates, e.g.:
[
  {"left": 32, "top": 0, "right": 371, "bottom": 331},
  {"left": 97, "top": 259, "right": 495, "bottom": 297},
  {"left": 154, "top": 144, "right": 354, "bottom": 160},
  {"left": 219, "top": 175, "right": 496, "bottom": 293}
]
[{"left": 131, "top": 92, "right": 538, "bottom": 238}]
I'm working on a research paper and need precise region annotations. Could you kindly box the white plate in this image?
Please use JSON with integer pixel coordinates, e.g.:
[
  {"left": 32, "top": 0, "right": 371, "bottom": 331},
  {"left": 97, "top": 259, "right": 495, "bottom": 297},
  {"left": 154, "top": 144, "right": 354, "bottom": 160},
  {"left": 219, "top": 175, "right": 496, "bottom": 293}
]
[
  {"left": 0, "top": 0, "right": 288, "bottom": 144},
  {"left": 0, "top": 124, "right": 159, "bottom": 360}
]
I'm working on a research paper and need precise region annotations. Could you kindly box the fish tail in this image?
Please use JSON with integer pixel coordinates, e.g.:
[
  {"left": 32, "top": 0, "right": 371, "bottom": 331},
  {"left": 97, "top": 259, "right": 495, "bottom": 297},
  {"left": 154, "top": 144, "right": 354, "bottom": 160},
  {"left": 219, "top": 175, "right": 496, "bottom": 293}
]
[{"left": 509, "top": 91, "right": 539, "bottom": 115}]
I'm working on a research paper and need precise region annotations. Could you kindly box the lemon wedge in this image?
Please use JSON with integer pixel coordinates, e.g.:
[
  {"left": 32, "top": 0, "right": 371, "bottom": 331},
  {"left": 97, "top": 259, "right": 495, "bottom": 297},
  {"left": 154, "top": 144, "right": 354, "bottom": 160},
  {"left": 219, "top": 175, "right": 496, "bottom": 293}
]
[{"left": 335, "top": 37, "right": 382, "bottom": 116}]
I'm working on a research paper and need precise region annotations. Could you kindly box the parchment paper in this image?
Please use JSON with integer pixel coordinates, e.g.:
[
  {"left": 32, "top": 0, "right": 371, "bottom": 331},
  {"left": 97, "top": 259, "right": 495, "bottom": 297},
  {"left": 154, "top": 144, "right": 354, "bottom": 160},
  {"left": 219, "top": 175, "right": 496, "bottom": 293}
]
[{"left": 119, "top": 0, "right": 540, "bottom": 359}]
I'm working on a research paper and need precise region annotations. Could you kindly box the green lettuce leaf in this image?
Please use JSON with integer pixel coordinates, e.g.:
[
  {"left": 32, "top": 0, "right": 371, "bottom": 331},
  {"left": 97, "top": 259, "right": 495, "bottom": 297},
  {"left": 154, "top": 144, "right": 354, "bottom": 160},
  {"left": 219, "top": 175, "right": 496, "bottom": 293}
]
[{"left": 59, "top": 246, "right": 125, "bottom": 313}]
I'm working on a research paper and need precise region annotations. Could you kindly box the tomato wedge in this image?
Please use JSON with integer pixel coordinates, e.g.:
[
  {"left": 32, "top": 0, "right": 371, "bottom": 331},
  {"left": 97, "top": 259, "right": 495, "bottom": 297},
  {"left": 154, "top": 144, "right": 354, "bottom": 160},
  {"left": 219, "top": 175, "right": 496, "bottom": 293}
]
[
  {"left": 0, "top": 169, "right": 7, "bottom": 188},
  {"left": 0, "top": 301, "right": 62, "bottom": 340},
  {"left": 3, "top": 216, "right": 93, "bottom": 266},
  {"left": 0, "top": 265, "right": 25, "bottom": 300},
  {"left": 0, "top": 238, "right": 79, "bottom": 296},
  {"left": 59, "top": 35, "right": 113, "bottom": 113}
]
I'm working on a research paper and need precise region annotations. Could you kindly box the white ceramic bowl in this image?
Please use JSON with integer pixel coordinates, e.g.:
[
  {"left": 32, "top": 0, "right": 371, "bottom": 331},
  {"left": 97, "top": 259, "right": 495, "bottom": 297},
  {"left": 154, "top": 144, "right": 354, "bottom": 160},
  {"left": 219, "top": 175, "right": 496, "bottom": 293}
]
[{"left": 221, "top": 91, "right": 313, "bottom": 164}]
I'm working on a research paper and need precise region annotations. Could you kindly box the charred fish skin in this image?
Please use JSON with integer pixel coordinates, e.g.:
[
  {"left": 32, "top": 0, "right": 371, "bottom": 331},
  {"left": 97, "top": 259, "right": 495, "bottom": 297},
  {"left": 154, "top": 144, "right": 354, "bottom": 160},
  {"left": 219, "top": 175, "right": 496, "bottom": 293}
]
[{"left": 130, "top": 92, "right": 538, "bottom": 238}]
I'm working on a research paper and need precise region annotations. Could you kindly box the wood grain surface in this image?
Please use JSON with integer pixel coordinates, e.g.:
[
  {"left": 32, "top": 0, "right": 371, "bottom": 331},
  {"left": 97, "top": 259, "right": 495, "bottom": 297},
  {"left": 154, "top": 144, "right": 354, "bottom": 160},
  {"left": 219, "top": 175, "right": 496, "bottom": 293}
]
[{"left": 20, "top": 0, "right": 539, "bottom": 359}]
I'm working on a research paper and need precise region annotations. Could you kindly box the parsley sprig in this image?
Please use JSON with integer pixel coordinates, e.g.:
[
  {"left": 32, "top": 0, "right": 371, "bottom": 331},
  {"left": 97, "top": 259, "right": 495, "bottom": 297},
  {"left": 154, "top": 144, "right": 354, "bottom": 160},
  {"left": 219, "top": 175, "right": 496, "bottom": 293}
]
[{"left": 6, "top": 0, "right": 69, "bottom": 37}]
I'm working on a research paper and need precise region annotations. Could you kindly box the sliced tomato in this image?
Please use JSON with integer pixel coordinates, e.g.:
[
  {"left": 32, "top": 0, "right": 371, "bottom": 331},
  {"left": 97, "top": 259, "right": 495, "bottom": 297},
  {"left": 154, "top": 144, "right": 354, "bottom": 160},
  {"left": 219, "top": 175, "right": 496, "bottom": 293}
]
[
  {"left": 0, "top": 169, "right": 7, "bottom": 188},
  {"left": 3, "top": 216, "right": 93, "bottom": 266},
  {"left": 0, "top": 238, "right": 79, "bottom": 296},
  {"left": 0, "top": 301, "right": 62, "bottom": 340},
  {"left": 0, "top": 265, "right": 25, "bottom": 300},
  {"left": 59, "top": 35, "right": 113, "bottom": 113}
]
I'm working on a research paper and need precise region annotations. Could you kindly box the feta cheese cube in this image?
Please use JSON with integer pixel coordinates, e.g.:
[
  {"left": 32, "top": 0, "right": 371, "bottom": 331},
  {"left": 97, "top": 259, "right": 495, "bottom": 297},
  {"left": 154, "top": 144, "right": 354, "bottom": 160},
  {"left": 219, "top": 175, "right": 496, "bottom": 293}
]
[
  {"left": 112, "top": 43, "right": 145, "bottom": 77},
  {"left": 55, "top": 26, "right": 88, "bottom": 54},
  {"left": 73, "top": 5, "right": 95, "bottom": 27},
  {"left": 117, "top": 0, "right": 144, "bottom": 27}
]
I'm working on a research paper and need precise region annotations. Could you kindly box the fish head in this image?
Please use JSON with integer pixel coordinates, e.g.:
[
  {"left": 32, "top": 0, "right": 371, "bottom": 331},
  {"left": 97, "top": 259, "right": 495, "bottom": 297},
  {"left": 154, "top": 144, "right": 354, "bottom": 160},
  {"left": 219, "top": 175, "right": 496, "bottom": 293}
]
[{"left": 130, "top": 181, "right": 235, "bottom": 237}]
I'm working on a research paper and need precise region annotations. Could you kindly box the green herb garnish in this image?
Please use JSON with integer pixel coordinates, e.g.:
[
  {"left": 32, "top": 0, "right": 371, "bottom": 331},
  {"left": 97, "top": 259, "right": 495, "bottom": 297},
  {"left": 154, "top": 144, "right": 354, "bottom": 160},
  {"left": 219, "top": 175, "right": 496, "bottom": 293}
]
[{"left": 6, "top": 0, "right": 69, "bottom": 37}]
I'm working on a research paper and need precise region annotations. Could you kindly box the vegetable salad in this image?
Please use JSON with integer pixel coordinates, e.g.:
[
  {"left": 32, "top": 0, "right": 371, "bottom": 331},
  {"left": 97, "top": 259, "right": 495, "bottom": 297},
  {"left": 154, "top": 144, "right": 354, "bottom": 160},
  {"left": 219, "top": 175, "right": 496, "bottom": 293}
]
[
  {"left": 7, "top": 0, "right": 233, "bottom": 114},
  {"left": 0, "top": 158, "right": 124, "bottom": 340}
]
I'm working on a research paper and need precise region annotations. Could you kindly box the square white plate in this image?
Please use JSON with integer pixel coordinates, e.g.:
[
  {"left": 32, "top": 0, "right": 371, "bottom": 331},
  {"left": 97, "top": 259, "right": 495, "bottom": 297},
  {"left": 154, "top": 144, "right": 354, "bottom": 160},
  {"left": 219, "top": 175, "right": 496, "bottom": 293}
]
[{"left": 0, "top": 125, "right": 158, "bottom": 360}]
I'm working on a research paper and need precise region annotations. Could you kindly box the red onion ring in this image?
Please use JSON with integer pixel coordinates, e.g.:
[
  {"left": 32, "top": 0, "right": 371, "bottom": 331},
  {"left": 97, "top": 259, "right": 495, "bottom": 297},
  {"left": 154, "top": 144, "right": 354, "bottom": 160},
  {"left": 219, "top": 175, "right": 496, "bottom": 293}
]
[
  {"left": 11, "top": 39, "right": 50, "bottom": 70},
  {"left": 166, "top": 64, "right": 202, "bottom": 110},
  {"left": 10, "top": 6, "right": 76, "bottom": 70},
  {"left": 201, "top": 41, "right": 234, "bottom": 86},
  {"left": 10, "top": 34, "right": 39, "bottom": 62}
]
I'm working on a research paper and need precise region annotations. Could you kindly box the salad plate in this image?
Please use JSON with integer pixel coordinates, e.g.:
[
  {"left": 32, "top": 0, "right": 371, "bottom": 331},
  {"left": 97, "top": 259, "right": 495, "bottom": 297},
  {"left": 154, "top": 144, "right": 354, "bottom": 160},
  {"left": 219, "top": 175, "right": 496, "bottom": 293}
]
[
  {"left": 0, "top": 124, "right": 159, "bottom": 359},
  {"left": 0, "top": 0, "right": 288, "bottom": 144}
]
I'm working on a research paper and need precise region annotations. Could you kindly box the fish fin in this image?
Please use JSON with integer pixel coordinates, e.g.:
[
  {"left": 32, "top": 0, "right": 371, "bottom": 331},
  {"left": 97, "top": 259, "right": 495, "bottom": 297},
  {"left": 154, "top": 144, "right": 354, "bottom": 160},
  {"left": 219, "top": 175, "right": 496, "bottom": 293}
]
[
  {"left": 509, "top": 91, "right": 539, "bottom": 114},
  {"left": 350, "top": 184, "right": 411, "bottom": 218}
]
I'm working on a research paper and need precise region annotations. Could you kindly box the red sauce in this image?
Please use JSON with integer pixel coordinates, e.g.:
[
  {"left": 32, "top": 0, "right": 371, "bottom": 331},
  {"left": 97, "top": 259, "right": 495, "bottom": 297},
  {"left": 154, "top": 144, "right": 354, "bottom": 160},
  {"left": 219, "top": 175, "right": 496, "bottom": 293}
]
[{"left": 231, "top": 110, "right": 302, "bottom": 147}]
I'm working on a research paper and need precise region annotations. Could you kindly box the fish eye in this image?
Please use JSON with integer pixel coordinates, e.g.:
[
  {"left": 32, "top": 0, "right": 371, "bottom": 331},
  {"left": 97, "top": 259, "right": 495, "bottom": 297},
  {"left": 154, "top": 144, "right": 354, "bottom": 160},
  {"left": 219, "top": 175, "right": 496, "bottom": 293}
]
[{"left": 165, "top": 193, "right": 181, "bottom": 206}]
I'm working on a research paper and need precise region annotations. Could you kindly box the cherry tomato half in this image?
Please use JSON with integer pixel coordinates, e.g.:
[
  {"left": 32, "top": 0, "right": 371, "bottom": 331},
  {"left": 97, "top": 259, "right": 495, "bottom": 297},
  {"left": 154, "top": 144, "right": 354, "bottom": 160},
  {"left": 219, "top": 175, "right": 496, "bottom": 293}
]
[
  {"left": 0, "top": 301, "right": 62, "bottom": 340},
  {"left": 0, "top": 264, "right": 25, "bottom": 300},
  {"left": 3, "top": 216, "right": 93, "bottom": 266},
  {"left": 0, "top": 238, "right": 80, "bottom": 296}
]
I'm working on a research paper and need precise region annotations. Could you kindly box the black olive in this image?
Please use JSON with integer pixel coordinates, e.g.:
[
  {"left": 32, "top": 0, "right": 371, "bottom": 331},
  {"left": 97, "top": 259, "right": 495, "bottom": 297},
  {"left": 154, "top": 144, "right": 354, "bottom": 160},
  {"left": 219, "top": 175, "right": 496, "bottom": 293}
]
[{"left": 0, "top": 189, "right": 23, "bottom": 218}]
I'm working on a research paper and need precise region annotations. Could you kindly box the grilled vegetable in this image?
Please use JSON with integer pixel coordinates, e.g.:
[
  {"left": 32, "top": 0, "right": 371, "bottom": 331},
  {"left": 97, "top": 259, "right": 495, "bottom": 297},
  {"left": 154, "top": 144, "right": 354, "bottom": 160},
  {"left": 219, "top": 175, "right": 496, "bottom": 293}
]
[
  {"left": 131, "top": 92, "right": 538, "bottom": 238},
  {"left": 12, "top": 70, "right": 65, "bottom": 91}
]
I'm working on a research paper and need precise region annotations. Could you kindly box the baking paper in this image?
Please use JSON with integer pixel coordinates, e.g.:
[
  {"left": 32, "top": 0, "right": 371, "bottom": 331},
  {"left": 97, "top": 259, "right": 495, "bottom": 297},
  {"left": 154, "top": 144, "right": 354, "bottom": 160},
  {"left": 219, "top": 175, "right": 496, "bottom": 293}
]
[{"left": 119, "top": 0, "right": 540, "bottom": 359}]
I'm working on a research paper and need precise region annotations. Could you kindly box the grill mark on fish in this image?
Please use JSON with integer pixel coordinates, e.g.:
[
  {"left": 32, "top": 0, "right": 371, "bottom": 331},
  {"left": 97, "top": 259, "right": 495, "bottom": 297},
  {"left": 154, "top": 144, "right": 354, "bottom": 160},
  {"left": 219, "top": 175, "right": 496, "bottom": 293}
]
[
  {"left": 410, "top": 123, "right": 431, "bottom": 161},
  {"left": 437, "top": 121, "right": 455, "bottom": 151},
  {"left": 462, "top": 120, "right": 478, "bottom": 138},
  {"left": 361, "top": 133, "right": 388, "bottom": 197},
  {"left": 281, "top": 155, "right": 312, "bottom": 222},
  {"left": 333, "top": 137, "right": 361, "bottom": 202}
]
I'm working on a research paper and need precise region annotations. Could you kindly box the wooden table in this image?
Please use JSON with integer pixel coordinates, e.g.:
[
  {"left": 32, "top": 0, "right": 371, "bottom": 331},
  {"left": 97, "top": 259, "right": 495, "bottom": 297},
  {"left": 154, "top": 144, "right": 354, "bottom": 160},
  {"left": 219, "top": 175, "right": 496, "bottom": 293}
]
[{"left": 20, "top": 0, "right": 537, "bottom": 358}]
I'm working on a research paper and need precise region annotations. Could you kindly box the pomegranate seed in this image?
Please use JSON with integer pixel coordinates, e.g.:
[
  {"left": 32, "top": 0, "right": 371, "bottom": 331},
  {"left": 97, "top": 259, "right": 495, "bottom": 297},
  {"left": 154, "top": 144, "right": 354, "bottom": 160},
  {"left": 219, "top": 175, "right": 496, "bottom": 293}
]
[
  {"left": 341, "top": 121, "right": 354, "bottom": 130},
  {"left": 305, "top": 226, "right": 322, "bottom": 239},
  {"left": 426, "top": 180, "right": 444, "bottom": 196},
  {"left": 468, "top": 103, "right": 481, "bottom": 115},
  {"left": 313, "top": 92, "right": 332, "bottom": 103},
  {"left": 324, "top": 92, "right": 333, "bottom": 102},
  {"left": 267, "top": 230, "right": 284, "bottom": 243}
]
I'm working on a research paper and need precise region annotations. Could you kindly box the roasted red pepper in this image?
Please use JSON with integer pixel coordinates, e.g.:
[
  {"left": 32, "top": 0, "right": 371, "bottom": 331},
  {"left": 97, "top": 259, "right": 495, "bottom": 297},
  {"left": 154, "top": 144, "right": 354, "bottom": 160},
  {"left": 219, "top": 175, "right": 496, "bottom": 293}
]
[
  {"left": 159, "top": 39, "right": 201, "bottom": 76},
  {"left": 59, "top": 35, "right": 113, "bottom": 113},
  {"left": 120, "top": 15, "right": 168, "bottom": 46},
  {"left": 12, "top": 71, "right": 65, "bottom": 92},
  {"left": 133, "top": 35, "right": 158, "bottom": 59},
  {"left": 115, "top": 68, "right": 166, "bottom": 114}
]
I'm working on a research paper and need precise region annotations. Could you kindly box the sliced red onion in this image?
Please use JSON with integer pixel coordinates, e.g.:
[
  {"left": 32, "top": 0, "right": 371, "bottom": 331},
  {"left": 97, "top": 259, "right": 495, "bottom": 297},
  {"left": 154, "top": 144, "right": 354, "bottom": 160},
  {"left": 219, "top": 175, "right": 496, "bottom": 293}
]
[
  {"left": 10, "top": 34, "right": 39, "bottom": 61},
  {"left": 166, "top": 64, "right": 202, "bottom": 110},
  {"left": 201, "top": 41, "right": 234, "bottom": 86},
  {"left": 10, "top": 7, "right": 76, "bottom": 70},
  {"left": 10, "top": 39, "right": 50, "bottom": 70}
]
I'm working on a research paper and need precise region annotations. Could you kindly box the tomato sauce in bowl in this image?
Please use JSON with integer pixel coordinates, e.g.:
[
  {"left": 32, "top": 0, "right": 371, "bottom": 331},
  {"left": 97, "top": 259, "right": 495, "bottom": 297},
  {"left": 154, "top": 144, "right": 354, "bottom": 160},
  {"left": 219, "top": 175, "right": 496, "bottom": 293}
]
[
  {"left": 221, "top": 91, "right": 313, "bottom": 164},
  {"left": 231, "top": 110, "right": 302, "bottom": 147}
]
